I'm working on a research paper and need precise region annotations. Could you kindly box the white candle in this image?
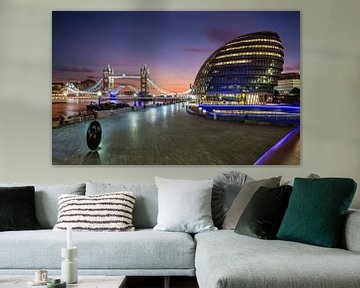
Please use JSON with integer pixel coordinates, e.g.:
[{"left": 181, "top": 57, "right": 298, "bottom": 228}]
[{"left": 67, "top": 225, "right": 72, "bottom": 249}]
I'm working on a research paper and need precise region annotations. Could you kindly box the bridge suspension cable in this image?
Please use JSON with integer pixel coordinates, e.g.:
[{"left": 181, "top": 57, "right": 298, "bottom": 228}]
[
  {"left": 147, "top": 79, "right": 173, "bottom": 95},
  {"left": 63, "top": 83, "right": 99, "bottom": 95}
]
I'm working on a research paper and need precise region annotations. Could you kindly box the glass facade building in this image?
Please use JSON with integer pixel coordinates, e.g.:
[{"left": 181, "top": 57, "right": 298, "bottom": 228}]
[
  {"left": 275, "top": 73, "right": 301, "bottom": 95},
  {"left": 192, "top": 32, "right": 284, "bottom": 104}
]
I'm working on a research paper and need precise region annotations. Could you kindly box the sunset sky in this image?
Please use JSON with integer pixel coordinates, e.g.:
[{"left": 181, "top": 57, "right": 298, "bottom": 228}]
[{"left": 52, "top": 11, "right": 300, "bottom": 93}]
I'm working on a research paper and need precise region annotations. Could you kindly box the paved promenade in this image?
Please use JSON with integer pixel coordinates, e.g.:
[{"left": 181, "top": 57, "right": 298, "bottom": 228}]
[
  {"left": 52, "top": 103, "right": 296, "bottom": 165},
  {"left": 254, "top": 127, "right": 300, "bottom": 165}
]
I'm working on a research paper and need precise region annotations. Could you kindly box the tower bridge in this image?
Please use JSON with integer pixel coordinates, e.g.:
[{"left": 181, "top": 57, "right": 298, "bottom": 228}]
[
  {"left": 56, "top": 64, "right": 192, "bottom": 99},
  {"left": 102, "top": 64, "right": 181, "bottom": 96}
]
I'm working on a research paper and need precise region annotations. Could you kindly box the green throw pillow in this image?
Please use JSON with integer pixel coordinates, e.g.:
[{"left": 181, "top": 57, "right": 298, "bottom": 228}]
[{"left": 277, "top": 178, "right": 357, "bottom": 247}]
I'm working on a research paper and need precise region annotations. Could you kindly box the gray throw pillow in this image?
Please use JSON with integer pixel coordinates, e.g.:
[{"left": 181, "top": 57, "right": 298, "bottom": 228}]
[
  {"left": 153, "top": 177, "right": 217, "bottom": 233},
  {"left": 222, "top": 176, "right": 281, "bottom": 230},
  {"left": 212, "top": 171, "right": 252, "bottom": 228},
  {"left": 283, "top": 173, "right": 320, "bottom": 186}
]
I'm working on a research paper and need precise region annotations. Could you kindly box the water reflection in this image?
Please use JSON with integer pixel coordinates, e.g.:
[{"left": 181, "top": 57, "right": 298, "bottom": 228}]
[{"left": 82, "top": 151, "right": 101, "bottom": 165}]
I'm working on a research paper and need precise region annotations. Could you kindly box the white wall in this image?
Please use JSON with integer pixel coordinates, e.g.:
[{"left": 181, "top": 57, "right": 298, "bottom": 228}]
[{"left": 0, "top": 0, "right": 359, "bottom": 208}]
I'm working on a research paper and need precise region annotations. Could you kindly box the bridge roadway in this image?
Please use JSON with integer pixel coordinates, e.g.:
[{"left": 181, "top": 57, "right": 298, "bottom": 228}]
[{"left": 52, "top": 103, "right": 297, "bottom": 165}]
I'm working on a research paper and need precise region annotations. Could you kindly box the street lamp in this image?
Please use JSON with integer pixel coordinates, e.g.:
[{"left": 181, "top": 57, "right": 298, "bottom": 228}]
[{"left": 97, "top": 91, "right": 102, "bottom": 106}]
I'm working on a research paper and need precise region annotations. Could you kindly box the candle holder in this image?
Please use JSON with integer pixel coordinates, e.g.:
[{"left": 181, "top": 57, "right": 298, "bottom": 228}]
[{"left": 61, "top": 247, "right": 78, "bottom": 284}]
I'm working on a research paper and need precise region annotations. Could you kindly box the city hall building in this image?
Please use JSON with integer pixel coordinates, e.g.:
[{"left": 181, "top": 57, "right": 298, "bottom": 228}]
[{"left": 192, "top": 31, "right": 284, "bottom": 104}]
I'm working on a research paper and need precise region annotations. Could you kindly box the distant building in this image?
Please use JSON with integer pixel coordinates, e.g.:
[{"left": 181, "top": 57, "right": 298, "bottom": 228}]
[
  {"left": 275, "top": 73, "right": 300, "bottom": 95},
  {"left": 52, "top": 82, "right": 64, "bottom": 93},
  {"left": 192, "top": 31, "right": 284, "bottom": 104}
]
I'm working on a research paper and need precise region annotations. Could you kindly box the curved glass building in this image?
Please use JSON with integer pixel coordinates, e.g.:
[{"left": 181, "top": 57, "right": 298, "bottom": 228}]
[{"left": 192, "top": 31, "right": 284, "bottom": 104}]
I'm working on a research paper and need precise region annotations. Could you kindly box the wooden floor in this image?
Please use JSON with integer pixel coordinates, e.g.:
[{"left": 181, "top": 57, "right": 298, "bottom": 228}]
[{"left": 126, "top": 276, "right": 199, "bottom": 288}]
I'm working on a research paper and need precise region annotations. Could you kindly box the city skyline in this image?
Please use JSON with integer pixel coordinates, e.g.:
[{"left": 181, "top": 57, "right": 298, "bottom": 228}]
[{"left": 52, "top": 11, "right": 300, "bottom": 93}]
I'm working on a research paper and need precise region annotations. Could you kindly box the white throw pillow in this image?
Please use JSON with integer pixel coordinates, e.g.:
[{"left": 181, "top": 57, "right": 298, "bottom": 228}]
[
  {"left": 153, "top": 177, "right": 217, "bottom": 233},
  {"left": 53, "top": 192, "right": 135, "bottom": 232}
]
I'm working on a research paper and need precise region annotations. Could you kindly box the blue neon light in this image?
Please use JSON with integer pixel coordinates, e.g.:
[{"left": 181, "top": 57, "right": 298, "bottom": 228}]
[
  {"left": 199, "top": 104, "right": 300, "bottom": 113},
  {"left": 254, "top": 127, "right": 300, "bottom": 165}
]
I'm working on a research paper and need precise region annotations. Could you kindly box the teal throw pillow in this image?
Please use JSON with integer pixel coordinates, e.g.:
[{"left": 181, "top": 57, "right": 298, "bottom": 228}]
[{"left": 277, "top": 178, "right": 357, "bottom": 247}]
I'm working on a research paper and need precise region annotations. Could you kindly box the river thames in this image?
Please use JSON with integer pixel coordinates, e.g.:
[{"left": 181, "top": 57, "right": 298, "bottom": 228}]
[{"left": 52, "top": 103, "right": 295, "bottom": 165}]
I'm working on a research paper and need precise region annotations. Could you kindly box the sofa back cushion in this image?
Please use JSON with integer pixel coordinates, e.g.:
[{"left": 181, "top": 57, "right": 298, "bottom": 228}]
[
  {"left": 86, "top": 181, "right": 158, "bottom": 229},
  {"left": 0, "top": 183, "right": 86, "bottom": 229}
]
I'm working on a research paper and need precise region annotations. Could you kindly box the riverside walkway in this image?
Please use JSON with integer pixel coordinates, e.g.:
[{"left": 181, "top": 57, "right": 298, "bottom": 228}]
[
  {"left": 52, "top": 103, "right": 298, "bottom": 165},
  {"left": 254, "top": 127, "right": 300, "bottom": 165}
]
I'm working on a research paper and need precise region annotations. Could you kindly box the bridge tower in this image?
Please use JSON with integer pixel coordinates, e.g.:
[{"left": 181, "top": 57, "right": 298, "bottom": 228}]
[
  {"left": 102, "top": 64, "right": 114, "bottom": 93},
  {"left": 140, "top": 64, "right": 150, "bottom": 97}
]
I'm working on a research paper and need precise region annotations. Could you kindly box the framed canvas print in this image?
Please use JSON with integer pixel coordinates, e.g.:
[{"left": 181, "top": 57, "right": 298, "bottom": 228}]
[{"left": 52, "top": 11, "right": 300, "bottom": 165}]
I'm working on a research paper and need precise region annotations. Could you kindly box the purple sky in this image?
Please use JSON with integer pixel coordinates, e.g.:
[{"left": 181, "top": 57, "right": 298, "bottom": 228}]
[{"left": 52, "top": 11, "right": 300, "bottom": 92}]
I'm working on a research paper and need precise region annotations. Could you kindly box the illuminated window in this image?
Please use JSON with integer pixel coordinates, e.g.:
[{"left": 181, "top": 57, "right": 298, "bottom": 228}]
[
  {"left": 222, "top": 45, "right": 283, "bottom": 52},
  {"left": 213, "top": 59, "right": 251, "bottom": 66},
  {"left": 216, "top": 52, "right": 283, "bottom": 60},
  {"left": 224, "top": 38, "right": 282, "bottom": 47}
]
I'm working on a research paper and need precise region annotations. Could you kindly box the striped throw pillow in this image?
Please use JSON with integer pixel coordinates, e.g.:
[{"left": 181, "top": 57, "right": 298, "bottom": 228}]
[{"left": 53, "top": 192, "right": 136, "bottom": 231}]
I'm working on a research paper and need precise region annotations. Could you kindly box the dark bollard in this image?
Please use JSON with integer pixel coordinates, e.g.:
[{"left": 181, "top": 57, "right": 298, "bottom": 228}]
[{"left": 86, "top": 120, "right": 102, "bottom": 151}]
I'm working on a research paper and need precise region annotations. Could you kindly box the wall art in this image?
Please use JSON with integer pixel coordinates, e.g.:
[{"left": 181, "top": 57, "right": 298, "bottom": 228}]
[{"left": 52, "top": 11, "right": 300, "bottom": 165}]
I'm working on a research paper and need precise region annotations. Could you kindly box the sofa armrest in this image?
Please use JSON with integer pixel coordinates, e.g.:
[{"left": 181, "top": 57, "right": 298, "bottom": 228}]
[{"left": 342, "top": 209, "right": 360, "bottom": 253}]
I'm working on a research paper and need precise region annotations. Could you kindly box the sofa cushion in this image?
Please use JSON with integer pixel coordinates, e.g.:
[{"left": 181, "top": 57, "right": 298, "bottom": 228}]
[
  {"left": 342, "top": 209, "right": 360, "bottom": 253},
  {"left": 86, "top": 181, "right": 158, "bottom": 229},
  {"left": 0, "top": 186, "right": 40, "bottom": 231},
  {"left": 212, "top": 171, "right": 251, "bottom": 228},
  {"left": 222, "top": 177, "right": 281, "bottom": 229},
  {"left": 277, "top": 178, "right": 357, "bottom": 247},
  {"left": 153, "top": 177, "right": 216, "bottom": 233},
  {"left": 0, "top": 183, "right": 86, "bottom": 229},
  {"left": 234, "top": 185, "right": 292, "bottom": 239},
  {"left": 53, "top": 192, "right": 136, "bottom": 232},
  {"left": 195, "top": 230, "right": 360, "bottom": 288},
  {"left": 0, "top": 229, "right": 195, "bottom": 272}
]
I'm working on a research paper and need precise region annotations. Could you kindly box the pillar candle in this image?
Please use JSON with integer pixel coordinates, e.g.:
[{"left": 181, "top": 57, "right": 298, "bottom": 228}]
[{"left": 67, "top": 225, "right": 72, "bottom": 249}]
